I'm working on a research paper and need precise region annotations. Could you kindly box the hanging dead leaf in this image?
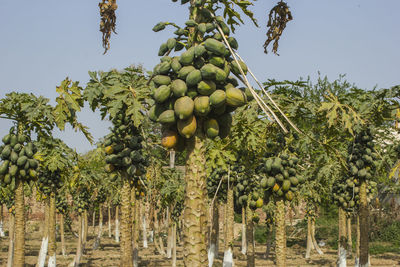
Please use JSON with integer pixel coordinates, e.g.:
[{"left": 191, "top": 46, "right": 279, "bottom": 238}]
[
  {"left": 264, "top": 1, "right": 293, "bottom": 55},
  {"left": 99, "top": 0, "right": 118, "bottom": 54}
]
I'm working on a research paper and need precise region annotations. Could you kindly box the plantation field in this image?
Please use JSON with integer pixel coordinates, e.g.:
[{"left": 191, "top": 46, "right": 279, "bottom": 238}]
[{"left": 0, "top": 219, "right": 399, "bottom": 267}]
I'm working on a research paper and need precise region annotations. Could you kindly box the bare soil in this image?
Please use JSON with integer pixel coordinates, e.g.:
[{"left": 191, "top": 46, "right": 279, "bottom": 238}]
[{"left": 0, "top": 220, "right": 399, "bottom": 267}]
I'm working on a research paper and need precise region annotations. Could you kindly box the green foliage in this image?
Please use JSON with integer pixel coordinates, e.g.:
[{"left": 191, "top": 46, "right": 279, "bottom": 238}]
[
  {"left": 53, "top": 78, "right": 93, "bottom": 143},
  {"left": 84, "top": 66, "right": 151, "bottom": 127},
  {"left": 0, "top": 92, "right": 54, "bottom": 135}
]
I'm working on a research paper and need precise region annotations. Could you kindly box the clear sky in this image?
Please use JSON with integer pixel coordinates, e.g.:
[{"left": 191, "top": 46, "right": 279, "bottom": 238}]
[{"left": 0, "top": 0, "right": 399, "bottom": 153}]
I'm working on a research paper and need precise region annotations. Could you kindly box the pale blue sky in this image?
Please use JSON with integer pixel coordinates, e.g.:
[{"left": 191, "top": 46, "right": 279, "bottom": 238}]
[{"left": 0, "top": 0, "right": 399, "bottom": 153}]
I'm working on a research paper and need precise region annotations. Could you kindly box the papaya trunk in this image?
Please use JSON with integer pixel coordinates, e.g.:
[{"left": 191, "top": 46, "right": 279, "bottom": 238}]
[
  {"left": 311, "top": 218, "right": 323, "bottom": 255},
  {"left": 115, "top": 205, "right": 120, "bottom": 243},
  {"left": 359, "top": 181, "right": 369, "bottom": 267},
  {"left": 241, "top": 207, "right": 247, "bottom": 255},
  {"left": 7, "top": 213, "right": 15, "bottom": 267},
  {"left": 355, "top": 215, "right": 360, "bottom": 266},
  {"left": 93, "top": 204, "right": 103, "bottom": 250},
  {"left": 305, "top": 216, "right": 312, "bottom": 259},
  {"left": 208, "top": 203, "right": 219, "bottom": 267},
  {"left": 37, "top": 200, "right": 49, "bottom": 267},
  {"left": 120, "top": 180, "right": 133, "bottom": 267},
  {"left": 265, "top": 223, "right": 272, "bottom": 260},
  {"left": 108, "top": 204, "right": 112, "bottom": 238},
  {"left": 183, "top": 132, "right": 208, "bottom": 266},
  {"left": 167, "top": 207, "right": 172, "bottom": 258},
  {"left": 60, "top": 213, "right": 66, "bottom": 256},
  {"left": 48, "top": 195, "right": 56, "bottom": 267},
  {"left": 13, "top": 179, "right": 25, "bottom": 267},
  {"left": 346, "top": 215, "right": 352, "bottom": 258},
  {"left": 142, "top": 202, "right": 148, "bottom": 248},
  {"left": 71, "top": 215, "right": 83, "bottom": 267},
  {"left": 155, "top": 215, "right": 166, "bottom": 255},
  {"left": 83, "top": 210, "right": 88, "bottom": 245},
  {"left": 172, "top": 222, "right": 177, "bottom": 267},
  {"left": 337, "top": 207, "right": 347, "bottom": 267},
  {"left": 132, "top": 189, "right": 139, "bottom": 267},
  {"left": 246, "top": 205, "right": 255, "bottom": 267},
  {"left": 275, "top": 199, "right": 286, "bottom": 267},
  {"left": 0, "top": 205, "right": 4, "bottom": 237},
  {"left": 223, "top": 180, "right": 234, "bottom": 267}
]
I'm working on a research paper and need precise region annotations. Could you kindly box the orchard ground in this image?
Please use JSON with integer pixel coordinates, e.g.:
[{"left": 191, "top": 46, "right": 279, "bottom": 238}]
[{"left": 0, "top": 202, "right": 399, "bottom": 267}]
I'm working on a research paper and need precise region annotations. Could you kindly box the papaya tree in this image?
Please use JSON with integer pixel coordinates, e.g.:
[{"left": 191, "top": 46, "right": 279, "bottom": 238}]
[
  {"left": 85, "top": 65, "right": 150, "bottom": 267},
  {"left": 0, "top": 86, "right": 90, "bottom": 267},
  {"left": 35, "top": 137, "right": 75, "bottom": 267},
  {"left": 317, "top": 83, "right": 400, "bottom": 267}
]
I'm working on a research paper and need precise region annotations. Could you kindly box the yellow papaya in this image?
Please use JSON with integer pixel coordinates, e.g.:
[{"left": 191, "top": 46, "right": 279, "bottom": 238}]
[{"left": 178, "top": 115, "right": 197, "bottom": 139}]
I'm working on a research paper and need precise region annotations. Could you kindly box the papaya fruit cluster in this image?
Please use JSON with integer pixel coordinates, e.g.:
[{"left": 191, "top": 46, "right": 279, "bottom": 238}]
[
  {"left": 104, "top": 111, "right": 147, "bottom": 179},
  {"left": 56, "top": 194, "right": 69, "bottom": 214},
  {"left": 73, "top": 187, "right": 90, "bottom": 214},
  {"left": 0, "top": 132, "right": 39, "bottom": 185},
  {"left": 151, "top": 10, "right": 252, "bottom": 149},
  {"left": 347, "top": 128, "right": 378, "bottom": 181},
  {"left": 332, "top": 177, "right": 377, "bottom": 211},
  {"left": 37, "top": 170, "right": 63, "bottom": 196},
  {"left": 207, "top": 168, "right": 229, "bottom": 202},
  {"left": 258, "top": 153, "right": 301, "bottom": 202}
]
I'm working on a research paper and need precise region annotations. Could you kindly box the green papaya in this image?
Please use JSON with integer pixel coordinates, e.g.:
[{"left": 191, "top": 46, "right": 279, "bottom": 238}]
[
  {"left": 200, "top": 64, "right": 217, "bottom": 80},
  {"left": 187, "top": 88, "right": 198, "bottom": 98},
  {"left": 204, "top": 118, "right": 219, "bottom": 138},
  {"left": 289, "top": 177, "right": 299, "bottom": 187},
  {"left": 3, "top": 174, "right": 11, "bottom": 184},
  {"left": 16, "top": 156, "right": 28, "bottom": 167},
  {"left": 186, "top": 69, "right": 202, "bottom": 87},
  {"left": 171, "top": 57, "right": 182, "bottom": 73},
  {"left": 154, "top": 85, "right": 171, "bottom": 103},
  {"left": 9, "top": 165, "right": 18, "bottom": 176},
  {"left": 205, "top": 23, "right": 215, "bottom": 32},
  {"left": 153, "top": 75, "right": 171, "bottom": 86},
  {"left": 178, "top": 66, "right": 196, "bottom": 80},
  {"left": 185, "top": 19, "right": 197, "bottom": 27},
  {"left": 215, "top": 67, "right": 228, "bottom": 82},
  {"left": 149, "top": 104, "right": 166, "bottom": 122},
  {"left": 282, "top": 180, "right": 291, "bottom": 192},
  {"left": 174, "top": 96, "right": 194, "bottom": 120},
  {"left": 197, "top": 80, "right": 216, "bottom": 96},
  {"left": 152, "top": 22, "right": 166, "bottom": 32},
  {"left": 28, "top": 159, "right": 38, "bottom": 169},
  {"left": 158, "top": 110, "right": 176, "bottom": 125},
  {"left": 227, "top": 37, "right": 238, "bottom": 50},
  {"left": 194, "top": 96, "right": 211, "bottom": 117},
  {"left": 10, "top": 151, "right": 18, "bottom": 164},
  {"left": 194, "top": 45, "right": 206, "bottom": 58},
  {"left": 0, "top": 160, "right": 9, "bottom": 175},
  {"left": 2, "top": 134, "right": 11, "bottom": 144},
  {"left": 230, "top": 60, "right": 248, "bottom": 76},
  {"left": 1, "top": 145, "right": 11, "bottom": 159},
  {"left": 158, "top": 43, "right": 168, "bottom": 56},
  {"left": 209, "top": 90, "right": 226, "bottom": 108},
  {"left": 158, "top": 61, "right": 171, "bottom": 75},
  {"left": 204, "top": 38, "right": 226, "bottom": 56},
  {"left": 167, "top": 38, "right": 177, "bottom": 50},
  {"left": 197, "top": 23, "right": 207, "bottom": 34},
  {"left": 171, "top": 79, "right": 188, "bottom": 97},
  {"left": 209, "top": 56, "right": 225, "bottom": 68},
  {"left": 179, "top": 47, "right": 195, "bottom": 65},
  {"left": 160, "top": 56, "right": 172, "bottom": 62},
  {"left": 226, "top": 87, "right": 247, "bottom": 107},
  {"left": 10, "top": 135, "right": 18, "bottom": 147},
  {"left": 17, "top": 135, "right": 26, "bottom": 144}
]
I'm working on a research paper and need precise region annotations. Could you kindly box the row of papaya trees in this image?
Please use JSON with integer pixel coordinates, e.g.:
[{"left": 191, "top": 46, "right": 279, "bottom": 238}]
[
  {"left": 1, "top": 1, "right": 400, "bottom": 267},
  {"left": 1, "top": 69, "right": 399, "bottom": 267}
]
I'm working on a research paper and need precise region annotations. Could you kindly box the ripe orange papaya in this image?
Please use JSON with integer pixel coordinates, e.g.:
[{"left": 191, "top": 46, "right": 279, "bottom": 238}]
[{"left": 161, "top": 129, "right": 178, "bottom": 149}]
